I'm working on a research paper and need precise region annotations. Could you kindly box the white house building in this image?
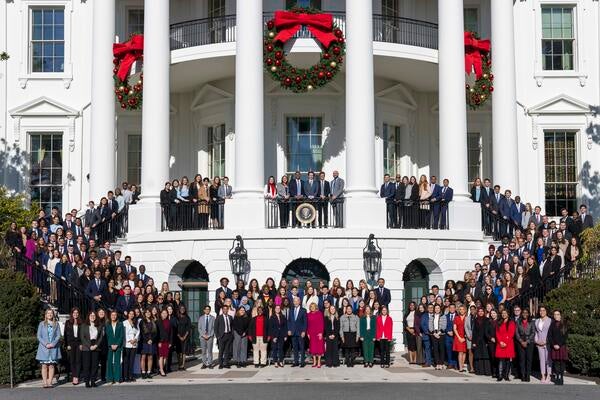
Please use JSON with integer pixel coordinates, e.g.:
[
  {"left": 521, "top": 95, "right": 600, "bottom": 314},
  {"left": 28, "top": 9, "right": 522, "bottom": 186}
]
[{"left": 1, "top": 0, "right": 599, "bottom": 341}]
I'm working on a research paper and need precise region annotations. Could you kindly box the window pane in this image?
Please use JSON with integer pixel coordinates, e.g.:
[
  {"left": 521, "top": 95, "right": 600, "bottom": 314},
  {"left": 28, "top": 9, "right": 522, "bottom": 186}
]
[
  {"left": 544, "top": 131, "right": 577, "bottom": 216},
  {"left": 30, "top": 133, "right": 63, "bottom": 213},
  {"left": 33, "top": 9, "right": 42, "bottom": 25}
]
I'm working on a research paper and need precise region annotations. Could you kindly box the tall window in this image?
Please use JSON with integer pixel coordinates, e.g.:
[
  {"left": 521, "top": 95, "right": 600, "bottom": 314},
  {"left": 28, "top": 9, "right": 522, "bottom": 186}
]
[
  {"left": 127, "top": 9, "right": 144, "bottom": 36},
  {"left": 467, "top": 132, "right": 482, "bottom": 185},
  {"left": 382, "top": 0, "right": 399, "bottom": 17},
  {"left": 208, "top": 0, "right": 225, "bottom": 17},
  {"left": 208, "top": 0, "right": 226, "bottom": 43},
  {"left": 127, "top": 135, "right": 142, "bottom": 185},
  {"left": 464, "top": 8, "right": 479, "bottom": 34},
  {"left": 207, "top": 124, "right": 226, "bottom": 178},
  {"left": 383, "top": 123, "right": 401, "bottom": 177},
  {"left": 30, "top": 133, "right": 63, "bottom": 213},
  {"left": 286, "top": 0, "right": 321, "bottom": 9},
  {"left": 542, "top": 6, "right": 574, "bottom": 71},
  {"left": 286, "top": 117, "right": 323, "bottom": 176},
  {"left": 31, "top": 8, "right": 64, "bottom": 73},
  {"left": 544, "top": 131, "right": 577, "bottom": 216}
]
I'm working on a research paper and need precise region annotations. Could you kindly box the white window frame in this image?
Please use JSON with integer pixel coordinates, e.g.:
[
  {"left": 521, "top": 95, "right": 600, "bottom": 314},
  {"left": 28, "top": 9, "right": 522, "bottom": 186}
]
[
  {"left": 467, "top": 132, "right": 483, "bottom": 187},
  {"left": 29, "top": 131, "right": 65, "bottom": 213},
  {"left": 207, "top": 124, "right": 226, "bottom": 179},
  {"left": 542, "top": 130, "right": 579, "bottom": 217},
  {"left": 18, "top": 0, "right": 73, "bottom": 89},
  {"left": 126, "top": 134, "right": 142, "bottom": 185},
  {"left": 533, "top": 0, "right": 587, "bottom": 86}
]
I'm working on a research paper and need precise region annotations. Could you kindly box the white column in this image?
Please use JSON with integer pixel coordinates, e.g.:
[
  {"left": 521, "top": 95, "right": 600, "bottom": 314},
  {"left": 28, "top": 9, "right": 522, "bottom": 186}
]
[
  {"left": 233, "top": 0, "right": 264, "bottom": 197},
  {"left": 438, "top": 0, "right": 469, "bottom": 200},
  {"left": 89, "top": 0, "right": 116, "bottom": 203},
  {"left": 345, "top": 0, "right": 376, "bottom": 196},
  {"left": 491, "top": 0, "right": 520, "bottom": 194},
  {"left": 140, "top": 0, "right": 170, "bottom": 201}
]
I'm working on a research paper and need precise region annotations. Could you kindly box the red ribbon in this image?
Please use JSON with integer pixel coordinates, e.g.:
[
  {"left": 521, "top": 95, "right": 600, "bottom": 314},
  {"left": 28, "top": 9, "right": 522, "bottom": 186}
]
[
  {"left": 464, "top": 32, "right": 490, "bottom": 79},
  {"left": 113, "top": 34, "right": 144, "bottom": 81},
  {"left": 273, "top": 10, "right": 338, "bottom": 48}
]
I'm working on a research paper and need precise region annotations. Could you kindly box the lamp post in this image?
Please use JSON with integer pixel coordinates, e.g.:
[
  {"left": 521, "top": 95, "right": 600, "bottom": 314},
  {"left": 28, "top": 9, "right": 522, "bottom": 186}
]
[
  {"left": 229, "top": 235, "right": 251, "bottom": 284},
  {"left": 363, "top": 233, "right": 382, "bottom": 286}
]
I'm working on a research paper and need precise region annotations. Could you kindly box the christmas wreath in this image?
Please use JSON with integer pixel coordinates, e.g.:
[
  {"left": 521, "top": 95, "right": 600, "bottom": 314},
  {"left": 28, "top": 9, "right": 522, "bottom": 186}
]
[
  {"left": 113, "top": 34, "right": 144, "bottom": 111},
  {"left": 464, "top": 31, "right": 493, "bottom": 110},
  {"left": 264, "top": 7, "right": 345, "bottom": 93}
]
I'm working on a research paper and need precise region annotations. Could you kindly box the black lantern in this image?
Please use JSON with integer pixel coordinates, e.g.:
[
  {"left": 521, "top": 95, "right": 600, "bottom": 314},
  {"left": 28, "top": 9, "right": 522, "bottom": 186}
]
[
  {"left": 229, "top": 235, "right": 251, "bottom": 283},
  {"left": 363, "top": 233, "right": 382, "bottom": 285}
]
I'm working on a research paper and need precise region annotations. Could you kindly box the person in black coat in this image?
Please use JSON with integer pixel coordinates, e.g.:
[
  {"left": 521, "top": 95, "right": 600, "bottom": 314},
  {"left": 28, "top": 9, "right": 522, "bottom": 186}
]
[
  {"left": 515, "top": 308, "right": 535, "bottom": 382},
  {"left": 547, "top": 310, "right": 568, "bottom": 386},
  {"left": 214, "top": 304, "right": 234, "bottom": 369},
  {"left": 64, "top": 308, "right": 82, "bottom": 385},
  {"left": 80, "top": 311, "right": 105, "bottom": 388},
  {"left": 268, "top": 305, "right": 288, "bottom": 367},
  {"left": 324, "top": 305, "right": 341, "bottom": 368}
]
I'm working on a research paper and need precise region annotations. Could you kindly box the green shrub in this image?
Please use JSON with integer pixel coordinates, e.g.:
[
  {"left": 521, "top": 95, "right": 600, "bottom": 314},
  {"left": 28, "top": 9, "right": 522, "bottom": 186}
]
[
  {"left": 0, "top": 336, "right": 39, "bottom": 385},
  {"left": 0, "top": 269, "right": 41, "bottom": 339},
  {"left": 544, "top": 279, "right": 600, "bottom": 337},
  {"left": 566, "top": 334, "right": 600, "bottom": 376}
]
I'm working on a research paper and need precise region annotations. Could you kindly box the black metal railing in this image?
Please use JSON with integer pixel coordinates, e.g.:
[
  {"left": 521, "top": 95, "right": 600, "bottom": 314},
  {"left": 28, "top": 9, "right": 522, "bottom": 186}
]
[
  {"left": 481, "top": 206, "right": 522, "bottom": 240},
  {"left": 372, "top": 14, "right": 438, "bottom": 49},
  {"left": 13, "top": 253, "right": 109, "bottom": 316},
  {"left": 385, "top": 200, "right": 449, "bottom": 230},
  {"left": 79, "top": 205, "right": 129, "bottom": 244},
  {"left": 169, "top": 12, "right": 438, "bottom": 51},
  {"left": 265, "top": 198, "right": 344, "bottom": 229},
  {"left": 161, "top": 200, "right": 225, "bottom": 231}
]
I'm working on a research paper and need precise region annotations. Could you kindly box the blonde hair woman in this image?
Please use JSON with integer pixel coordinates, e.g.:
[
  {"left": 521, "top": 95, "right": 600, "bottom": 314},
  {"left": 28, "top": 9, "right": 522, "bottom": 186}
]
[
  {"left": 36, "top": 308, "right": 62, "bottom": 388},
  {"left": 418, "top": 175, "right": 432, "bottom": 228}
]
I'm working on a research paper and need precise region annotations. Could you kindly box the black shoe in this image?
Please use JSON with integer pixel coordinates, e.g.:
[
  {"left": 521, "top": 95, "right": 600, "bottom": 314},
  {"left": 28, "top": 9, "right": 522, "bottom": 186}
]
[
  {"left": 91, "top": 382, "right": 97, "bottom": 387},
  {"left": 224, "top": 364, "right": 231, "bottom": 369},
  {"left": 291, "top": 363, "right": 298, "bottom": 367},
  {"left": 201, "top": 364, "right": 207, "bottom": 369},
  {"left": 255, "top": 364, "right": 259, "bottom": 368},
  {"left": 85, "top": 382, "right": 90, "bottom": 388},
  {"left": 209, "top": 365, "right": 214, "bottom": 369},
  {"left": 218, "top": 365, "right": 223, "bottom": 370},
  {"left": 300, "top": 363, "right": 305, "bottom": 368}
]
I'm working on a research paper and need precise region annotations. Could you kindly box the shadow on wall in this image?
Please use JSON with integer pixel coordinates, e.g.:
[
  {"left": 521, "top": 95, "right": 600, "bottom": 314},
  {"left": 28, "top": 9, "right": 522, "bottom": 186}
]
[
  {"left": 0, "top": 139, "right": 29, "bottom": 192},
  {"left": 579, "top": 161, "right": 600, "bottom": 216}
]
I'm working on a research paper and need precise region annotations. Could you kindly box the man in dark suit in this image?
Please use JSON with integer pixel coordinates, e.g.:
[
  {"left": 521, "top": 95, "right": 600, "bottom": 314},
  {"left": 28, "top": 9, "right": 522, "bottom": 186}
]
[
  {"left": 528, "top": 206, "right": 543, "bottom": 227},
  {"left": 579, "top": 204, "right": 594, "bottom": 230},
  {"left": 420, "top": 303, "right": 434, "bottom": 367},
  {"left": 85, "top": 269, "right": 107, "bottom": 309},
  {"left": 318, "top": 286, "right": 334, "bottom": 312},
  {"left": 445, "top": 304, "right": 457, "bottom": 369},
  {"left": 380, "top": 174, "right": 397, "bottom": 228},
  {"left": 432, "top": 179, "right": 453, "bottom": 229},
  {"left": 489, "top": 185, "right": 503, "bottom": 236},
  {"left": 464, "top": 279, "right": 482, "bottom": 301},
  {"left": 499, "top": 190, "right": 515, "bottom": 236},
  {"left": 215, "top": 277, "right": 232, "bottom": 299},
  {"left": 84, "top": 201, "right": 100, "bottom": 229},
  {"left": 511, "top": 196, "right": 526, "bottom": 227},
  {"left": 214, "top": 304, "right": 234, "bottom": 369},
  {"left": 330, "top": 170, "right": 345, "bottom": 227},
  {"left": 122, "top": 256, "right": 136, "bottom": 276},
  {"left": 375, "top": 278, "right": 391, "bottom": 307},
  {"left": 304, "top": 171, "right": 319, "bottom": 227},
  {"left": 62, "top": 213, "right": 75, "bottom": 232},
  {"left": 317, "top": 171, "right": 331, "bottom": 228},
  {"left": 289, "top": 171, "right": 305, "bottom": 227},
  {"left": 287, "top": 296, "right": 307, "bottom": 367},
  {"left": 136, "top": 264, "right": 150, "bottom": 285},
  {"left": 116, "top": 285, "right": 136, "bottom": 316}
]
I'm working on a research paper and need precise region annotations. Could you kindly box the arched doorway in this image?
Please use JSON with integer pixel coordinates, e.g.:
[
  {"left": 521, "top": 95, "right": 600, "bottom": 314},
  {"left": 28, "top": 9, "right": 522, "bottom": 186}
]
[
  {"left": 403, "top": 260, "right": 430, "bottom": 313},
  {"left": 174, "top": 260, "right": 209, "bottom": 347},
  {"left": 282, "top": 258, "right": 330, "bottom": 286}
]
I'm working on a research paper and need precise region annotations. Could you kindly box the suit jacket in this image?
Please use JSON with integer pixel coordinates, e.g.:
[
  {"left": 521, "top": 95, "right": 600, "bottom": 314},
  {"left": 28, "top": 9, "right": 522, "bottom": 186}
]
[
  {"left": 289, "top": 179, "right": 305, "bottom": 198},
  {"left": 470, "top": 186, "right": 482, "bottom": 203},
  {"left": 511, "top": 202, "right": 526, "bottom": 225},
  {"left": 375, "top": 287, "right": 391, "bottom": 307},
  {"left": 122, "top": 264, "right": 137, "bottom": 276},
  {"left": 248, "top": 315, "right": 269, "bottom": 343},
  {"left": 287, "top": 306, "right": 307, "bottom": 336},
  {"left": 276, "top": 183, "right": 290, "bottom": 198},
  {"left": 515, "top": 318, "right": 536, "bottom": 344},
  {"left": 499, "top": 196, "right": 513, "bottom": 219},
  {"left": 268, "top": 314, "right": 288, "bottom": 339},
  {"left": 105, "top": 321, "right": 125, "bottom": 349},
  {"left": 380, "top": 182, "right": 396, "bottom": 202},
  {"left": 324, "top": 316, "right": 341, "bottom": 339},
  {"left": 217, "top": 184, "right": 233, "bottom": 199},
  {"left": 116, "top": 295, "right": 136, "bottom": 314},
  {"left": 435, "top": 186, "right": 453, "bottom": 203},
  {"left": 318, "top": 180, "right": 331, "bottom": 197},
  {"left": 215, "top": 287, "right": 233, "bottom": 299},
  {"left": 330, "top": 177, "right": 345, "bottom": 198},
  {"left": 318, "top": 294, "right": 334, "bottom": 311},
  {"left": 80, "top": 323, "right": 105, "bottom": 351},
  {"left": 581, "top": 214, "right": 594, "bottom": 230},
  {"left": 529, "top": 213, "right": 543, "bottom": 227},
  {"left": 62, "top": 220, "right": 75, "bottom": 232},
  {"left": 63, "top": 320, "right": 81, "bottom": 348},
  {"left": 305, "top": 179, "right": 319, "bottom": 198},
  {"left": 214, "top": 313, "right": 233, "bottom": 340},
  {"left": 490, "top": 192, "right": 503, "bottom": 212},
  {"left": 85, "top": 278, "right": 107, "bottom": 299},
  {"left": 84, "top": 209, "right": 100, "bottom": 227},
  {"left": 480, "top": 187, "right": 493, "bottom": 207},
  {"left": 420, "top": 313, "right": 431, "bottom": 339},
  {"left": 198, "top": 314, "right": 215, "bottom": 337},
  {"left": 136, "top": 273, "right": 149, "bottom": 286}
]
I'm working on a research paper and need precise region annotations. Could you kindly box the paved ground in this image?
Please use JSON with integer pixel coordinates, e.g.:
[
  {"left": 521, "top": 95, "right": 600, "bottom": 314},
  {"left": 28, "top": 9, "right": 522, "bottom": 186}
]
[{"left": 4, "top": 382, "right": 599, "bottom": 400}]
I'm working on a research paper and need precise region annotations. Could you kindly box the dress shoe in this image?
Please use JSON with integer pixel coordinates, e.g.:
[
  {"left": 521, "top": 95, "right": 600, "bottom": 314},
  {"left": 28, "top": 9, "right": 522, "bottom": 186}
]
[
  {"left": 291, "top": 363, "right": 298, "bottom": 367},
  {"left": 300, "top": 363, "right": 305, "bottom": 368},
  {"left": 218, "top": 365, "right": 223, "bottom": 370},
  {"left": 85, "top": 382, "right": 90, "bottom": 388},
  {"left": 91, "top": 382, "right": 97, "bottom": 387},
  {"left": 201, "top": 364, "right": 207, "bottom": 369}
]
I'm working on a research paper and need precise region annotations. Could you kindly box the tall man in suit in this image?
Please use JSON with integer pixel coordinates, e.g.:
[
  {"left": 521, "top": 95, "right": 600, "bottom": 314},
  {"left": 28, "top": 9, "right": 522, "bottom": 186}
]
[
  {"left": 136, "top": 264, "right": 149, "bottom": 286},
  {"left": 217, "top": 176, "right": 233, "bottom": 199},
  {"left": 289, "top": 171, "right": 305, "bottom": 227},
  {"left": 375, "top": 278, "right": 391, "bottom": 307},
  {"left": 432, "top": 179, "right": 453, "bottom": 229},
  {"left": 305, "top": 171, "right": 319, "bottom": 227},
  {"left": 215, "top": 277, "right": 233, "bottom": 299},
  {"left": 214, "top": 304, "right": 234, "bottom": 369},
  {"left": 116, "top": 285, "right": 136, "bottom": 316},
  {"left": 84, "top": 201, "right": 100, "bottom": 229},
  {"left": 579, "top": 204, "right": 594, "bottom": 230},
  {"left": 420, "top": 303, "right": 434, "bottom": 367},
  {"left": 380, "top": 174, "right": 397, "bottom": 228},
  {"left": 330, "top": 170, "right": 345, "bottom": 227},
  {"left": 511, "top": 195, "right": 526, "bottom": 227},
  {"left": 318, "top": 286, "right": 334, "bottom": 312},
  {"left": 499, "top": 190, "right": 515, "bottom": 236},
  {"left": 85, "top": 269, "right": 107, "bottom": 309},
  {"left": 287, "top": 296, "right": 307, "bottom": 367},
  {"left": 317, "top": 171, "right": 331, "bottom": 228},
  {"left": 445, "top": 304, "right": 457, "bottom": 369},
  {"left": 198, "top": 305, "right": 215, "bottom": 369}
]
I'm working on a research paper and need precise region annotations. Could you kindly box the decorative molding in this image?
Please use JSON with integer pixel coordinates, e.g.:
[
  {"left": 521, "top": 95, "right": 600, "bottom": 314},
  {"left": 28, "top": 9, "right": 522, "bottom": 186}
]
[
  {"left": 9, "top": 96, "right": 80, "bottom": 117},
  {"left": 375, "top": 83, "right": 418, "bottom": 111},
  {"left": 13, "top": 116, "right": 22, "bottom": 147},
  {"left": 527, "top": 94, "right": 592, "bottom": 115},
  {"left": 68, "top": 117, "right": 76, "bottom": 151},
  {"left": 531, "top": 115, "right": 539, "bottom": 150}
]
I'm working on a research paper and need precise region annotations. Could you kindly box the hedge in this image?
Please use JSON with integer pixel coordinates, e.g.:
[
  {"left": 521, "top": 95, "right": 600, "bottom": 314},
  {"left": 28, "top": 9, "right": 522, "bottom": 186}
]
[
  {"left": 0, "top": 336, "right": 39, "bottom": 385},
  {"left": 0, "top": 269, "right": 41, "bottom": 339},
  {"left": 566, "top": 335, "right": 600, "bottom": 376}
]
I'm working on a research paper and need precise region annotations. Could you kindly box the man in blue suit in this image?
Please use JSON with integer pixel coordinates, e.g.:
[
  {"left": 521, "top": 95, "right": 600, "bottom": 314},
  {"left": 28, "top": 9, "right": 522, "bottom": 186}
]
[
  {"left": 380, "top": 174, "right": 397, "bottom": 227},
  {"left": 304, "top": 171, "right": 319, "bottom": 227},
  {"left": 317, "top": 171, "right": 331, "bottom": 228},
  {"left": 289, "top": 171, "right": 305, "bottom": 227},
  {"left": 432, "top": 179, "right": 453, "bottom": 229},
  {"left": 116, "top": 285, "right": 136, "bottom": 317},
  {"left": 318, "top": 286, "right": 334, "bottom": 311},
  {"left": 85, "top": 269, "right": 107, "bottom": 309},
  {"left": 511, "top": 195, "right": 526, "bottom": 227},
  {"left": 499, "top": 189, "right": 515, "bottom": 236},
  {"left": 445, "top": 304, "right": 457, "bottom": 369},
  {"left": 287, "top": 296, "right": 307, "bottom": 367},
  {"left": 420, "top": 303, "right": 434, "bottom": 367}
]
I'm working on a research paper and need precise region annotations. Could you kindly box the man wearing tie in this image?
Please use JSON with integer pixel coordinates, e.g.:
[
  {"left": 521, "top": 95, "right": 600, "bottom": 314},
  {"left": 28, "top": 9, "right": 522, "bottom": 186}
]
[
  {"left": 214, "top": 304, "right": 233, "bottom": 369},
  {"left": 330, "top": 170, "right": 345, "bottom": 227},
  {"left": 123, "top": 256, "right": 136, "bottom": 276},
  {"left": 375, "top": 278, "right": 391, "bottom": 307},
  {"left": 529, "top": 206, "right": 543, "bottom": 227},
  {"left": 289, "top": 171, "right": 305, "bottom": 227},
  {"left": 445, "top": 304, "right": 457, "bottom": 370},
  {"left": 317, "top": 171, "right": 331, "bottom": 228},
  {"left": 499, "top": 190, "right": 515, "bottom": 236},
  {"left": 380, "top": 174, "right": 397, "bottom": 228},
  {"left": 198, "top": 305, "right": 215, "bottom": 369},
  {"left": 305, "top": 171, "right": 319, "bottom": 227},
  {"left": 432, "top": 179, "right": 453, "bottom": 229},
  {"left": 287, "top": 296, "right": 307, "bottom": 367},
  {"left": 137, "top": 264, "right": 149, "bottom": 285},
  {"left": 85, "top": 269, "right": 106, "bottom": 309},
  {"left": 579, "top": 204, "right": 595, "bottom": 229},
  {"left": 116, "top": 285, "right": 136, "bottom": 316},
  {"left": 217, "top": 176, "right": 233, "bottom": 200},
  {"left": 62, "top": 213, "right": 74, "bottom": 232},
  {"left": 318, "top": 286, "right": 333, "bottom": 311}
]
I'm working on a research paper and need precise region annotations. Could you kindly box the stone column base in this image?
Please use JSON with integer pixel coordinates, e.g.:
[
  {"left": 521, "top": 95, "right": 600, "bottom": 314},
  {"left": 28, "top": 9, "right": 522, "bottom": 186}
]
[
  {"left": 449, "top": 201, "right": 482, "bottom": 232},
  {"left": 344, "top": 196, "right": 387, "bottom": 230},
  {"left": 224, "top": 197, "right": 265, "bottom": 230},
  {"left": 128, "top": 202, "right": 163, "bottom": 234}
]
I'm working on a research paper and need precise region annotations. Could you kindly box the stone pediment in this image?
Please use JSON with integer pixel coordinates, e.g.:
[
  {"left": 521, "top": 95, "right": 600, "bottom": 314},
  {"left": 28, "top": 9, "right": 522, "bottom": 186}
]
[
  {"left": 9, "top": 96, "right": 79, "bottom": 117},
  {"left": 190, "top": 84, "right": 234, "bottom": 111},
  {"left": 528, "top": 94, "right": 593, "bottom": 115}
]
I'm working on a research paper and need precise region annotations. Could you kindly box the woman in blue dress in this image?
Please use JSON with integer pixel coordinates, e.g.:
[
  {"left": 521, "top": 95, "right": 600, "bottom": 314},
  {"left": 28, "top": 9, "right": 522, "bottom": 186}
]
[{"left": 36, "top": 308, "right": 62, "bottom": 388}]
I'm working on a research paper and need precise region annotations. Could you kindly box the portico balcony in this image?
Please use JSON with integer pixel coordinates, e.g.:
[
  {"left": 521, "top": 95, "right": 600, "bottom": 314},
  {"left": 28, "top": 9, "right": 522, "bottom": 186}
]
[{"left": 169, "top": 12, "right": 438, "bottom": 51}]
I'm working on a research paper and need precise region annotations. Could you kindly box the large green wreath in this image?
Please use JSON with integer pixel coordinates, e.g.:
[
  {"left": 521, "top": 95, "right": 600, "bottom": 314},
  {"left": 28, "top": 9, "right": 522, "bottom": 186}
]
[
  {"left": 465, "top": 32, "right": 493, "bottom": 110},
  {"left": 264, "top": 7, "right": 346, "bottom": 93}
]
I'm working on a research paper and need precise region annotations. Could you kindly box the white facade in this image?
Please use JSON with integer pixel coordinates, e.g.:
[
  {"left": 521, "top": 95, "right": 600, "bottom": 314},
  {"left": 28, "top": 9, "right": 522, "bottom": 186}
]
[{"left": 2, "top": 0, "right": 600, "bottom": 342}]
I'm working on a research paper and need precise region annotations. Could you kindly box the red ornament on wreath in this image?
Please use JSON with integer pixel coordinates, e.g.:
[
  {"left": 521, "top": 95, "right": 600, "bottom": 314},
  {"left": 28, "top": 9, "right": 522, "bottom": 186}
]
[
  {"left": 464, "top": 31, "right": 492, "bottom": 110},
  {"left": 264, "top": 7, "right": 346, "bottom": 93},
  {"left": 113, "top": 34, "right": 144, "bottom": 111}
]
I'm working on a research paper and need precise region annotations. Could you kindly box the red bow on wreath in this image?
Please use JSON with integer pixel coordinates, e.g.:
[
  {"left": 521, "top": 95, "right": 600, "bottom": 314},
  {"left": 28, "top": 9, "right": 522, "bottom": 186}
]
[
  {"left": 113, "top": 34, "right": 144, "bottom": 81},
  {"left": 464, "top": 32, "right": 490, "bottom": 79},
  {"left": 273, "top": 10, "right": 338, "bottom": 48}
]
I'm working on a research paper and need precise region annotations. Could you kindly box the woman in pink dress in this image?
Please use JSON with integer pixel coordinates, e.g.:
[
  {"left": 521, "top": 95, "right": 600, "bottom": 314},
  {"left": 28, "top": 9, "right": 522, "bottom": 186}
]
[{"left": 306, "top": 303, "right": 325, "bottom": 368}]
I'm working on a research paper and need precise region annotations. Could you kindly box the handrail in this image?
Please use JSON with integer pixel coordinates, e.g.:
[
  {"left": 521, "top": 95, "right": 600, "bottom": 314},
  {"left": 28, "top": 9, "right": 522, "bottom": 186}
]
[{"left": 481, "top": 206, "right": 522, "bottom": 241}]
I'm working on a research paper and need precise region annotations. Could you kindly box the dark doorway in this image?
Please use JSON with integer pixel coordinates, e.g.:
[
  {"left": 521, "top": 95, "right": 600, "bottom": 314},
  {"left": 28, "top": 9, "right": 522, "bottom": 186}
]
[
  {"left": 282, "top": 258, "right": 330, "bottom": 286},
  {"left": 403, "top": 260, "right": 430, "bottom": 313},
  {"left": 176, "top": 260, "right": 209, "bottom": 348}
]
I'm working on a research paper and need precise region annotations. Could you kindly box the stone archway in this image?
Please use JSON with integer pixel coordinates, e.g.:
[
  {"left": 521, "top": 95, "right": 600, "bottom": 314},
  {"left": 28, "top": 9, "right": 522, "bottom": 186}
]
[
  {"left": 282, "top": 258, "right": 330, "bottom": 286},
  {"left": 171, "top": 260, "right": 209, "bottom": 346},
  {"left": 402, "top": 258, "right": 442, "bottom": 312}
]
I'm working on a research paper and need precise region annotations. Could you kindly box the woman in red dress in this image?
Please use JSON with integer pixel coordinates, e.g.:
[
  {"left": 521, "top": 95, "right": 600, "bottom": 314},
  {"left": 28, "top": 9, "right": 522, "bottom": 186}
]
[
  {"left": 306, "top": 303, "right": 325, "bottom": 368},
  {"left": 495, "top": 309, "right": 516, "bottom": 381},
  {"left": 452, "top": 304, "right": 468, "bottom": 372}
]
